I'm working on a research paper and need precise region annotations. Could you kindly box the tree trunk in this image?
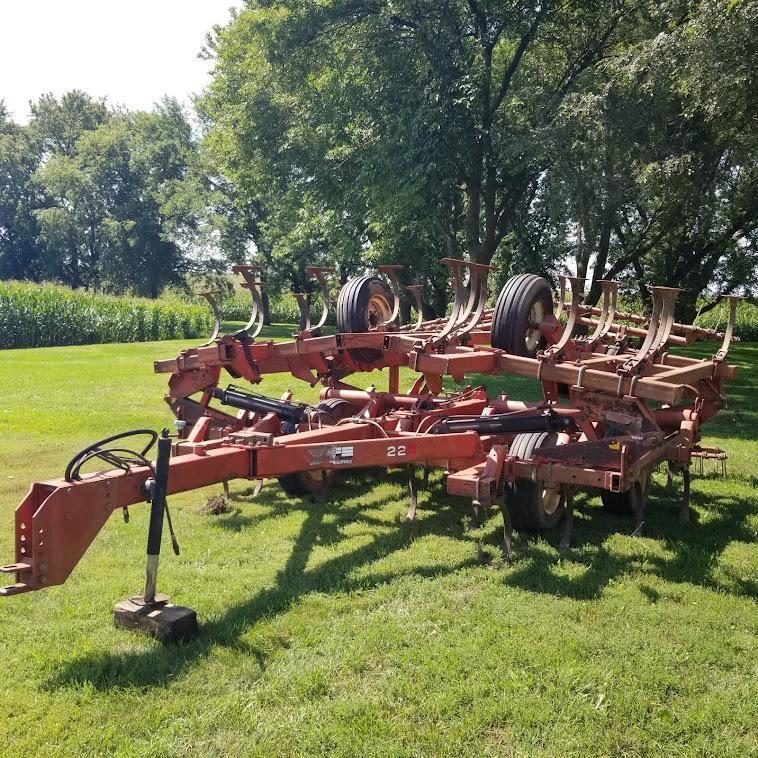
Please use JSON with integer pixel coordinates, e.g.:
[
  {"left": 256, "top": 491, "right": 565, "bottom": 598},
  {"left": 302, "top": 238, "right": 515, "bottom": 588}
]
[
  {"left": 586, "top": 202, "right": 615, "bottom": 306},
  {"left": 631, "top": 258, "right": 649, "bottom": 306},
  {"left": 261, "top": 289, "right": 271, "bottom": 325},
  {"left": 465, "top": 133, "right": 483, "bottom": 263},
  {"left": 675, "top": 289, "right": 699, "bottom": 325}
]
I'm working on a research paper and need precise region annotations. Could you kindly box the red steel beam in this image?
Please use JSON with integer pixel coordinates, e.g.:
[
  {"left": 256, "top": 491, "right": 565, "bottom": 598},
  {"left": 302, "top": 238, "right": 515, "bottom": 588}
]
[
  {"left": 2, "top": 445, "right": 252, "bottom": 595},
  {"left": 254, "top": 430, "right": 483, "bottom": 477}
]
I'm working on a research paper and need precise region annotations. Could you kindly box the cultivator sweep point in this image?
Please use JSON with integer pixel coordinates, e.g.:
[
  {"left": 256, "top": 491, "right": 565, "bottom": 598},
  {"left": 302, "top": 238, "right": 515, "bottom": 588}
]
[{"left": 2, "top": 260, "right": 740, "bottom": 604}]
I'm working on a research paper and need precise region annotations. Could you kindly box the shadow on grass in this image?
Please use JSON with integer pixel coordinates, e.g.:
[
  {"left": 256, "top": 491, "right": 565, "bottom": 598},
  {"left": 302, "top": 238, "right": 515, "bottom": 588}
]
[
  {"left": 44, "top": 471, "right": 755, "bottom": 692},
  {"left": 501, "top": 482, "right": 757, "bottom": 601},
  {"left": 44, "top": 470, "right": 475, "bottom": 692},
  {"left": 669, "top": 343, "right": 758, "bottom": 442}
]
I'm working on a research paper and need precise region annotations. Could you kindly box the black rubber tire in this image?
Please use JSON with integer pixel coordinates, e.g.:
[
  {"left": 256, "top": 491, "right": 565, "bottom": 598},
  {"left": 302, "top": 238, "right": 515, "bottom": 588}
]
[
  {"left": 505, "top": 431, "right": 565, "bottom": 533},
  {"left": 491, "top": 274, "right": 553, "bottom": 357},
  {"left": 336, "top": 275, "right": 394, "bottom": 363},
  {"left": 315, "top": 398, "right": 355, "bottom": 424},
  {"left": 601, "top": 480, "right": 642, "bottom": 516},
  {"left": 277, "top": 399, "right": 355, "bottom": 497}
]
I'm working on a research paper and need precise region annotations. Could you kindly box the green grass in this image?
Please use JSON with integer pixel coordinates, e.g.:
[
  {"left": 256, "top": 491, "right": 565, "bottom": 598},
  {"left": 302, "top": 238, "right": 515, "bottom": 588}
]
[{"left": 0, "top": 329, "right": 756, "bottom": 756}]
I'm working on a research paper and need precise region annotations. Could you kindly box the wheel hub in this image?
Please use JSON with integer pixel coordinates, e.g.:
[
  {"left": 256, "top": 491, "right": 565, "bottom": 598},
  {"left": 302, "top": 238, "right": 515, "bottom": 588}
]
[
  {"left": 525, "top": 301, "right": 545, "bottom": 352},
  {"left": 541, "top": 487, "right": 562, "bottom": 515},
  {"left": 367, "top": 293, "right": 392, "bottom": 329}
]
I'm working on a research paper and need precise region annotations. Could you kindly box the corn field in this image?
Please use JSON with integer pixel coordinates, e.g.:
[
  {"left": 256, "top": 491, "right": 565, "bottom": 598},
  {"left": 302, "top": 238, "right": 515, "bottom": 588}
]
[
  {"left": 164, "top": 287, "right": 335, "bottom": 326},
  {"left": 0, "top": 281, "right": 213, "bottom": 349},
  {"left": 694, "top": 299, "right": 758, "bottom": 342},
  {"left": 2, "top": 280, "right": 755, "bottom": 350},
  {"left": 217, "top": 290, "right": 325, "bottom": 324}
]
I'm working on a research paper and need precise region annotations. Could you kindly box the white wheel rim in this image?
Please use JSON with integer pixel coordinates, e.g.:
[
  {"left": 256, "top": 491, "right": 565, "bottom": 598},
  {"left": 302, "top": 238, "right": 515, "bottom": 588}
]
[
  {"left": 367, "top": 293, "right": 392, "bottom": 329},
  {"left": 525, "top": 301, "right": 545, "bottom": 352},
  {"left": 541, "top": 487, "right": 561, "bottom": 515}
]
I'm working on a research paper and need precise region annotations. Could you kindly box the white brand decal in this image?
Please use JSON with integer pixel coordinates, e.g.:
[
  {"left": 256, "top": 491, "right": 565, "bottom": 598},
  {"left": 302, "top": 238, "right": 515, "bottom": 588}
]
[{"left": 309, "top": 445, "right": 354, "bottom": 466}]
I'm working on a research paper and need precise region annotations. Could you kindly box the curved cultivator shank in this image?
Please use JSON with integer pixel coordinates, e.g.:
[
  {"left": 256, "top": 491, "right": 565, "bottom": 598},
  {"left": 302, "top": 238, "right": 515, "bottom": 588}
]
[{"left": 2, "top": 260, "right": 740, "bottom": 598}]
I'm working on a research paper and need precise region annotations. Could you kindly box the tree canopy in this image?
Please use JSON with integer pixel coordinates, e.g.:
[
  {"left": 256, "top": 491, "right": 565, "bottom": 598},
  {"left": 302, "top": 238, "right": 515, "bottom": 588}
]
[
  {"left": 199, "top": 0, "right": 757, "bottom": 318},
  {"left": 1, "top": 1, "right": 756, "bottom": 319},
  {"left": 0, "top": 92, "right": 203, "bottom": 296}
]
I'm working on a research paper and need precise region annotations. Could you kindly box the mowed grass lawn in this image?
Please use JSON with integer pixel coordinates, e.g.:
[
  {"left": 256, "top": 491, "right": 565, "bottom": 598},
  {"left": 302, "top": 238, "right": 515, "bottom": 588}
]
[{"left": 0, "top": 328, "right": 756, "bottom": 757}]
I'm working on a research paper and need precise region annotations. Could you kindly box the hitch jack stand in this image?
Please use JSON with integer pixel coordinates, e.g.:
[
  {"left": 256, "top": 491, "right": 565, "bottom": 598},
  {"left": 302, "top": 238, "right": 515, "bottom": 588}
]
[{"left": 113, "top": 429, "right": 198, "bottom": 643}]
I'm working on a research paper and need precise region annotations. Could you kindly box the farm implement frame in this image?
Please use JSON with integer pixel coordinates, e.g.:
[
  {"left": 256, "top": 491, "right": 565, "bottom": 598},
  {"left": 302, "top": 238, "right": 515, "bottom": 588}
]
[{"left": 1, "top": 260, "right": 740, "bottom": 621}]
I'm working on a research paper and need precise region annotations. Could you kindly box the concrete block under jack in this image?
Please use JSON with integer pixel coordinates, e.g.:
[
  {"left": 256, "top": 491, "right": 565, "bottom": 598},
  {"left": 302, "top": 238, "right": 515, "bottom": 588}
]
[{"left": 113, "top": 594, "right": 198, "bottom": 642}]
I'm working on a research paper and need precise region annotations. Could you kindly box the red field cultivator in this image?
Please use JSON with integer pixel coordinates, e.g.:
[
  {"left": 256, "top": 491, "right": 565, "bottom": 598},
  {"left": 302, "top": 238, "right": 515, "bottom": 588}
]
[{"left": 1, "top": 261, "right": 740, "bottom": 630}]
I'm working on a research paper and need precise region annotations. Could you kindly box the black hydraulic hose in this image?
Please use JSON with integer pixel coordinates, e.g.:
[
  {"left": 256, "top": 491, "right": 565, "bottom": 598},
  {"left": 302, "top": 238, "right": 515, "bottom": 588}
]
[{"left": 64, "top": 429, "right": 158, "bottom": 482}]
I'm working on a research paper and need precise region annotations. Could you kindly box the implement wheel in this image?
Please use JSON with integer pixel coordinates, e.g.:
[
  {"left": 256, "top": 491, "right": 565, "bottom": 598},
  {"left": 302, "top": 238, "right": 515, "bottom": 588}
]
[
  {"left": 601, "top": 479, "right": 645, "bottom": 516},
  {"left": 337, "top": 275, "right": 394, "bottom": 363},
  {"left": 278, "top": 399, "right": 355, "bottom": 497},
  {"left": 505, "top": 432, "right": 565, "bottom": 533},
  {"left": 491, "top": 274, "right": 553, "bottom": 357}
]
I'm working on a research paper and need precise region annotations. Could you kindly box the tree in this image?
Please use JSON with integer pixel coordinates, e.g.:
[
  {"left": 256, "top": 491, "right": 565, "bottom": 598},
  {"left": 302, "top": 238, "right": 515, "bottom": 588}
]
[
  {"left": 201, "top": 0, "right": 634, "bottom": 304},
  {"left": 547, "top": 0, "right": 758, "bottom": 320},
  {"left": 202, "top": 0, "right": 757, "bottom": 317},
  {"left": 0, "top": 103, "right": 45, "bottom": 280},
  {"left": 1, "top": 91, "right": 111, "bottom": 283},
  {"left": 33, "top": 98, "right": 202, "bottom": 296},
  {"left": 28, "top": 90, "right": 109, "bottom": 158}
]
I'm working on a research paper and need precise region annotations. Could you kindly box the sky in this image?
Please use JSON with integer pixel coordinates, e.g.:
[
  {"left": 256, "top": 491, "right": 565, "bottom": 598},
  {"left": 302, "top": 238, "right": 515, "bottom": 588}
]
[{"left": 0, "top": 0, "right": 242, "bottom": 123}]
